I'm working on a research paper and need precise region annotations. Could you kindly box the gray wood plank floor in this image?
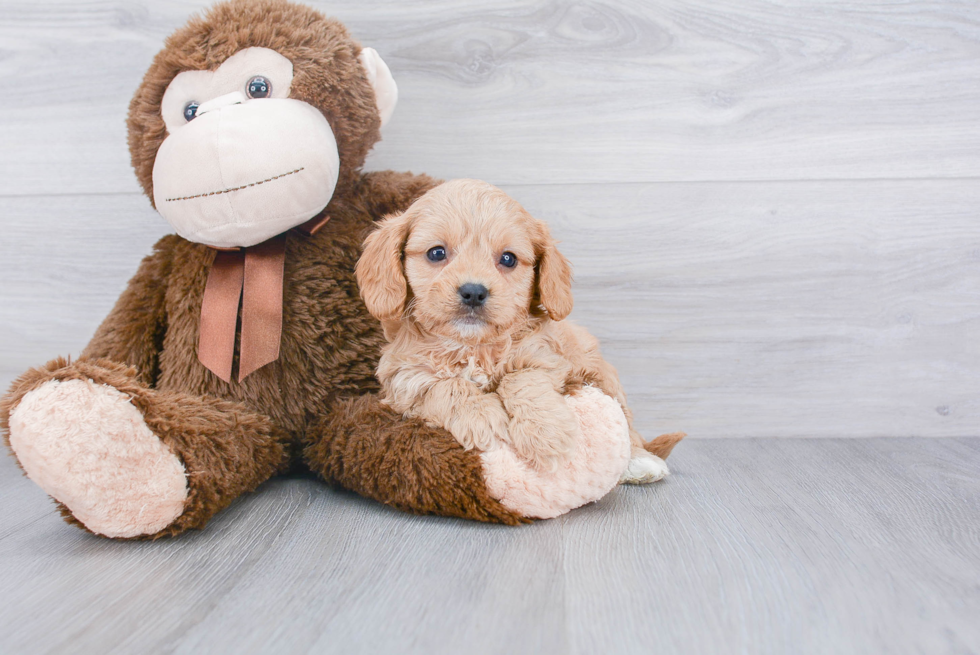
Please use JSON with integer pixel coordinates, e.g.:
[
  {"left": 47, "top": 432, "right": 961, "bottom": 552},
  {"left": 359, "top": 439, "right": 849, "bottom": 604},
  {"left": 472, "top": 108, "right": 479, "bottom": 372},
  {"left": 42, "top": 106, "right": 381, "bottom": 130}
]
[{"left": 1, "top": 438, "right": 978, "bottom": 654}]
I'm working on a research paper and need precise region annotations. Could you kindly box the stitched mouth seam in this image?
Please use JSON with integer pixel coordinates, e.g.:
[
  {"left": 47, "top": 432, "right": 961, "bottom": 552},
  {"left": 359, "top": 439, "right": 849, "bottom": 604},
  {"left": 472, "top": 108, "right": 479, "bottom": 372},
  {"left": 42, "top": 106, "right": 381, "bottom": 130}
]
[{"left": 164, "top": 167, "right": 304, "bottom": 202}]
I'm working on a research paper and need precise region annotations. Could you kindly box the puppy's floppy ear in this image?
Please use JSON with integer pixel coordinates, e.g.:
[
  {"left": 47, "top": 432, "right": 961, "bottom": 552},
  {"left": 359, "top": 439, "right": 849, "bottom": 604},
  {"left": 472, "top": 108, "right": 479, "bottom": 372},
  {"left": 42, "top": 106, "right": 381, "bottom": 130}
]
[
  {"left": 357, "top": 212, "right": 412, "bottom": 321},
  {"left": 533, "top": 220, "right": 574, "bottom": 321}
]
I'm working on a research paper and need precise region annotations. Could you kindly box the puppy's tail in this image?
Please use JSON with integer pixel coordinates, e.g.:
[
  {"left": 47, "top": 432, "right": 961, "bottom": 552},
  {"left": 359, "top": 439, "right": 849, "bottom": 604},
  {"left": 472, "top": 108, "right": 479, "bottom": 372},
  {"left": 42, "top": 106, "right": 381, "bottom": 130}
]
[{"left": 643, "top": 432, "right": 686, "bottom": 460}]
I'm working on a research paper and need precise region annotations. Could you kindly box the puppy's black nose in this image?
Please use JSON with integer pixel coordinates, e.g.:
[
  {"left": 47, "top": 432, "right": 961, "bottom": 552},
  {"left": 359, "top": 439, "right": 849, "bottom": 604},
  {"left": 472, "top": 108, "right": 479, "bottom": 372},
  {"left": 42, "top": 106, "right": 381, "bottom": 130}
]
[{"left": 458, "top": 283, "right": 489, "bottom": 308}]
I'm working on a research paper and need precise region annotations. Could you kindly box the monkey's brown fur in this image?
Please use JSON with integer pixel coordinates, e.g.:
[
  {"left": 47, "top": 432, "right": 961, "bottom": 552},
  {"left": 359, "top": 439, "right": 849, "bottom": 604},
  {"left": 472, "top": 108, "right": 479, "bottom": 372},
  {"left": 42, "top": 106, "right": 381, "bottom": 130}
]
[{"left": 1, "top": 0, "right": 523, "bottom": 537}]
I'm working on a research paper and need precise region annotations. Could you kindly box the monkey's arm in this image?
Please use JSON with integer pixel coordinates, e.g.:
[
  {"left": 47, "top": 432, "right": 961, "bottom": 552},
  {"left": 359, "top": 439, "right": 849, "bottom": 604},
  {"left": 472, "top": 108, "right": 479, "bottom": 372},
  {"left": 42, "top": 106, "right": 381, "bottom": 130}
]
[
  {"left": 81, "top": 234, "right": 178, "bottom": 386},
  {"left": 304, "top": 394, "right": 525, "bottom": 525}
]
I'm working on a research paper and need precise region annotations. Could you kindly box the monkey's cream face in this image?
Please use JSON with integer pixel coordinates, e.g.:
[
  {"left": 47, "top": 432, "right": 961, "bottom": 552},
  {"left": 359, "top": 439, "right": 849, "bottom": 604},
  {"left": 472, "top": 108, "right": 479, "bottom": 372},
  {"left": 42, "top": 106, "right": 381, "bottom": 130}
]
[{"left": 152, "top": 47, "right": 395, "bottom": 248}]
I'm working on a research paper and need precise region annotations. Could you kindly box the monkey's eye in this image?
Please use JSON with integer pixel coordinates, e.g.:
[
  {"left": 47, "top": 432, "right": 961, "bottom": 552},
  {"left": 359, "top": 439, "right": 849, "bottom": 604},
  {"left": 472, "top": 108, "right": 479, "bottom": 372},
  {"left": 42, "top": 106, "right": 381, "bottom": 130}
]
[
  {"left": 183, "top": 102, "right": 199, "bottom": 122},
  {"left": 246, "top": 76, "right": 272, "bottom": 99},
  {"left": 426, "top": 246, "right": 447, "bottom": 262},
  {"left": 499, "top": 252, "right": 518, "bottom": 268}
]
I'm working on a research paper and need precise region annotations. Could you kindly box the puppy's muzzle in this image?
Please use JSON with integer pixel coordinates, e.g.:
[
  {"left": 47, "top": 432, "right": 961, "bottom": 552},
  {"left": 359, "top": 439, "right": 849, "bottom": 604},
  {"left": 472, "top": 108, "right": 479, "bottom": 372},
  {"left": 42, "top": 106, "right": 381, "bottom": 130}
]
[{"left": 458, "top": 283, "right": 489, "bottom": 308}]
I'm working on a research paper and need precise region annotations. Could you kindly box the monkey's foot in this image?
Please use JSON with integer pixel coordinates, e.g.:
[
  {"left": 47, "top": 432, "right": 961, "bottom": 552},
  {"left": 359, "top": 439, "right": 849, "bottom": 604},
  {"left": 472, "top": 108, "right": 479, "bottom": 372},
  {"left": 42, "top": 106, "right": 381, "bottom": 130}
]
[{"left": 8, "top": 379, "right": 188, "bottom": 538}]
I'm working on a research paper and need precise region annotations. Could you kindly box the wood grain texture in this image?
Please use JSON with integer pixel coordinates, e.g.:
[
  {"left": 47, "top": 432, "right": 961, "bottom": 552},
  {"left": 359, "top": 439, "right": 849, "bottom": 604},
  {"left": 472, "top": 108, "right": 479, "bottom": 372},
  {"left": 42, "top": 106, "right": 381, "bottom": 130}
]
[
  {"left": 517, "top": 179, "right": 980, "bottom": 439},
  {"left": 2, "top": 181, "right": 977, "bottom": 438},
  {"left": 1, "top": 438, "right": 978, "bottom": 654},
  {"left": 1, "top": 0, "right": 979, "bottom": 196},
  {"left": 562, "top": 437, "right": 980, "bottom": 655}
]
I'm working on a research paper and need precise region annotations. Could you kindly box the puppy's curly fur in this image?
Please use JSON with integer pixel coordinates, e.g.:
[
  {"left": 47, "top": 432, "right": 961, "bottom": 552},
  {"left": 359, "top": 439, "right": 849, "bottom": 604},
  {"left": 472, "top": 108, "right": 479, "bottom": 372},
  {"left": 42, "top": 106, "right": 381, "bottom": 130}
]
[{"left": 357, "top": 179, "right": 657, "bottom": 473}]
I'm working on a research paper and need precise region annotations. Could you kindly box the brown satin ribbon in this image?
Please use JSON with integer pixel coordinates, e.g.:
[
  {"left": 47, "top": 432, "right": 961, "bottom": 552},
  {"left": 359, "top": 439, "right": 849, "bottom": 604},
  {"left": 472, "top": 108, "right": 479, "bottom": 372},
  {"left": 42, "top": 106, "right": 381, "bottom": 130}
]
[
  {"left": 295, "top": 214, "right": 331, "bottom": 237},
  {"left": 239, "top": 236, "right": 287, "bottom": 380},
  {"left": 198, "top": 249, "right": 246, "bottom": 382},
  {"left": 197, "top": 214, "right": 330, "bottom": 383},
  {"left": 198, "top": 235, "right": 286, "bottom": 383}
]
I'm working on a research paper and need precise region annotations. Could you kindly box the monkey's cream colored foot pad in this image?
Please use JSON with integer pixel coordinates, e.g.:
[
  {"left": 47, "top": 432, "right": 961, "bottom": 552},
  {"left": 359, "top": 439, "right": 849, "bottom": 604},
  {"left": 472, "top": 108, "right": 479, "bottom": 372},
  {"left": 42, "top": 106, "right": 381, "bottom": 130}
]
[
  {"left": 481, "top": 386, "right": 631, "bottom": 519},
  {"left": 8, "top": 379, "right": 188, "bottom": 538},
  {"left": 620, "top": 452, "right": 670, "bottom": 484}
]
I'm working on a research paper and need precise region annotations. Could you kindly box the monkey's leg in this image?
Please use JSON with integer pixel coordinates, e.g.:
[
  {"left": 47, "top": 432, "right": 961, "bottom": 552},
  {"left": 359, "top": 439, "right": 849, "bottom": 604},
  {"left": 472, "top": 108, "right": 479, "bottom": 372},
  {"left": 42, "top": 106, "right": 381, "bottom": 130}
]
[
  {"left": 1, "top": 358, "right": 288, "bottom": 539},
  {"left": 303, "top": 394, "right": 526, "bottom": 525}
]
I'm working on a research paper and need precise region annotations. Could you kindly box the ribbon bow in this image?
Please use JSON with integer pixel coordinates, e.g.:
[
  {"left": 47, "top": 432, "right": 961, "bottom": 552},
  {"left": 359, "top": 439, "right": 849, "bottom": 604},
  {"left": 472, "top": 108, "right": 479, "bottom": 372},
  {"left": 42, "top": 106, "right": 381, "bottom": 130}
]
[{"left": 197, "top": 215, "right": 329, "bottom": 383}]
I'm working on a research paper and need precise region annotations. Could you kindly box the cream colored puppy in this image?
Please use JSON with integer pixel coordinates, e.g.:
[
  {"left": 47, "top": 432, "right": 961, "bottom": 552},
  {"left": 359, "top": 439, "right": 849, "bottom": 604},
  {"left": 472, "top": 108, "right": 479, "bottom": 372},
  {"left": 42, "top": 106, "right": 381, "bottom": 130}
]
[{"left": 356, "top": 179, "right": 668, "bottom": 482}]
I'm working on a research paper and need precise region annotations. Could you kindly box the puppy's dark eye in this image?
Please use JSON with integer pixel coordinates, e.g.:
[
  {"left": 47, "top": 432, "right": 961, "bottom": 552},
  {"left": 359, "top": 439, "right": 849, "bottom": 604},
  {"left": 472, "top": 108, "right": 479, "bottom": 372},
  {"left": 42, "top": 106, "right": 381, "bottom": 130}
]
[
  {"left": 427, "top": 246, "right": 447, "bottom": 262},
  {"left": 183, "top": 102, "right": 199, "bottom": 122},
  {"left": 499, "top": 252, "right": 517, "bottom": 268},
  {"left": 246, "top": 76, "right": 272, "bottom": 99}
]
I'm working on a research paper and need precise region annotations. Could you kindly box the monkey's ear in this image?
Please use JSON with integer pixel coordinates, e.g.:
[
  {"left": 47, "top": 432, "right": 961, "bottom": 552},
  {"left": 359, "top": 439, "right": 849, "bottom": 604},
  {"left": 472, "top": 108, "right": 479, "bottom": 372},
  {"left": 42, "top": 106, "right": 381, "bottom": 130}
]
[
  {"left": 358, "top": 47, "right": 398, "bottom": 127},
  {"left": 356, "top": 212, "right": 412, "bottom": 321}
]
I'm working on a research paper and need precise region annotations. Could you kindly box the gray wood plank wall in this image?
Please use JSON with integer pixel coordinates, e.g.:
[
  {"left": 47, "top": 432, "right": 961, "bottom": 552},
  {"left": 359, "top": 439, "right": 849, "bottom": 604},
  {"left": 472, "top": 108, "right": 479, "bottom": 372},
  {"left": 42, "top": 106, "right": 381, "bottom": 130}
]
[{"left": 0, "top": 0, "right": 978, "bottom": 439}]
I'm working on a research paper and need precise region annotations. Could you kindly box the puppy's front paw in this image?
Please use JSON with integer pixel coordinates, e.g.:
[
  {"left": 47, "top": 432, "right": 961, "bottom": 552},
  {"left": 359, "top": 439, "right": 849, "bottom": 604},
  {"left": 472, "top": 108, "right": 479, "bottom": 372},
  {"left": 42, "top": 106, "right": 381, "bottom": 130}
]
[
  {"left": 447, "top": 393, "right": 510, "bottom": 452},
  {"left": 620, "top": 451, "right": 670, "bottom": 484},
  {"left": 507, "top": 405, "right": 580, "bottom": 472}
]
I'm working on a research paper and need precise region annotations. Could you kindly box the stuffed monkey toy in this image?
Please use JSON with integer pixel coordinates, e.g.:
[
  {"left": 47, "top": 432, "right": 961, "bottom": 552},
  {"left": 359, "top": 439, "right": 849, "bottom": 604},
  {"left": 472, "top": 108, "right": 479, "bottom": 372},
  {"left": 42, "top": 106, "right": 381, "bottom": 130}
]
[{"left": 0, "top": 0, "right": 682, "bottom": 538}]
